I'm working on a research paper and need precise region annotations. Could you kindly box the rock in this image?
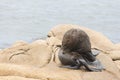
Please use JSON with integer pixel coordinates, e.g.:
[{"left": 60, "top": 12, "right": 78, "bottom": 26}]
[
  {"left": 0, "top": 41, "right": 31, "bottom": 63},
  {"left": 114, "top": 60, "right": 120, "bottom": 70},
  {"left": 115, "top": 43, "right": 120, "bottom": 50},
  {"left": 11, "top": 40, "right": 28, "bottom": 47},
  {"left": 108, "top": 50, "right": 120, "bottom": 61},
  {"left": 0, "top": 53, "right": 119, "bottom": 80},
  {"left": 47, "top": 24, "right": 120, "bottom": 61},
  {"left": 48, "top": 24, "right": 115, "bottom": 52},
  {"left": 26, "top": 39, "right": 52, "bottom": 67},
  {"left": 54, "top": 49, "right": 120, "bottom": 79},
  {"left": 0, "top": 38, "right": 61, "bottom": 67},
  {"left": 46, "top": 37, "right": 61, "bottom": 46},
  {"left": 96, "top": 53, "right": 120, "bottom": 78},
  {"left": 0, "top": 24, "right": 119, "bottom": 80},
  {"left": 0, "top": 76, "right": 40, "bottom": 80},
  {"left": 0, "top": 39, "right": 53, "bottom": 67}
]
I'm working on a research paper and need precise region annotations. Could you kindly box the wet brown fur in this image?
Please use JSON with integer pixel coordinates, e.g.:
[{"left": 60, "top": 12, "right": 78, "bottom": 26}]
[{"left": 58, "top": 28, "right": 104, "bottom": 71}]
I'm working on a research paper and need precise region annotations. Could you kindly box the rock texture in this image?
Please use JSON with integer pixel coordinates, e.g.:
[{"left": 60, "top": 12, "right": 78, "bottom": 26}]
[
  {"left": 0, "top": 24, "right": 120, "bottom": 80},
  {"left": 47, "top": 24, "right": 115, "bottom": 51},
  {"left": 48, "top": 24, "right": 120, "bottom": 60}
]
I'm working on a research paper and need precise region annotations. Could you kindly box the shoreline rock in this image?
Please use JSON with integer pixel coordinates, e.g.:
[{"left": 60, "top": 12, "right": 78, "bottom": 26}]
[
  {"left": 48, "top": 24, "right": 115, "bottom": 51},
  {"left": 0, "top": 24, "right": 120, "bottom": 80}
]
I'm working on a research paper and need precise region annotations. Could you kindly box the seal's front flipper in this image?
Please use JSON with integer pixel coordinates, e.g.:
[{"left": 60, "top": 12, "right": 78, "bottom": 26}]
[
  {"left": 91, "top": 49, "right": 101, "bottom": 56},
  {"left": 76, "top": 59, "right": 96, "bottom": 71},
  {"left": 77, "top": 58, "right": 104, "bottom": 72},
  {"left": 87, "top": 59, "right": 105, "bottom": 71}
]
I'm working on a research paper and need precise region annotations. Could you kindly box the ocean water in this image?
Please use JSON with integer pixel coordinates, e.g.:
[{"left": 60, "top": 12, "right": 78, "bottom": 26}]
[{"left": 0, "top": 0, "right": 120, "bottom": 49}]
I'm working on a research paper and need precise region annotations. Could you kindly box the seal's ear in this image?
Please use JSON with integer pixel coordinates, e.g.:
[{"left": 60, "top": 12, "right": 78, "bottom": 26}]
[{"left": 56, "top": 45, "right": 62, "bottom": 47}]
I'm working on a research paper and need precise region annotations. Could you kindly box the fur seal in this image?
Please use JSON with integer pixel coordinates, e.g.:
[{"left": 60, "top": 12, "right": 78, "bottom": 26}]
[{"left": 58, "top": 28, "right": 104, "bottom": 71}]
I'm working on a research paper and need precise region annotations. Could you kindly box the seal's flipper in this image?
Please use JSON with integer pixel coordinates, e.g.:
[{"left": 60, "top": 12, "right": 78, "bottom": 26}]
[
  {"left": 77, "top": 58, "right": 104, "bottom": 72},
  {"left": 91, "top": 49, "right": 101, "bottom": 56},
  {"left": 82, "top": 52, "right": 96, "bottom": 62},
  {"left": 86, "top": 59, "right": 105, "bottom": 71}
]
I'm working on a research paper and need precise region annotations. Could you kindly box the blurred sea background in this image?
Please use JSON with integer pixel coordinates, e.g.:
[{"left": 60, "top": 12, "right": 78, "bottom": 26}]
[{"left": 0, "top": 0, "right": 120, "bottom": 49}]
